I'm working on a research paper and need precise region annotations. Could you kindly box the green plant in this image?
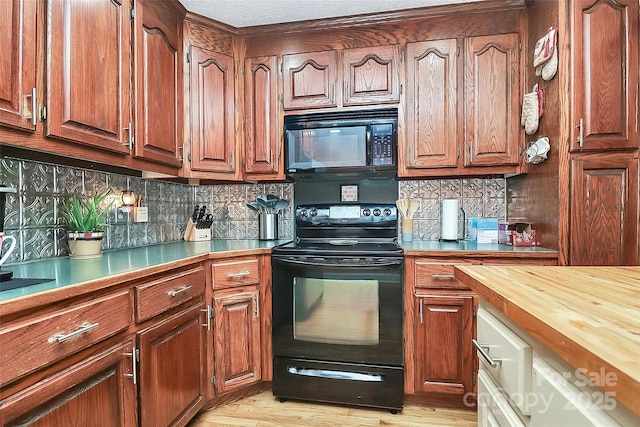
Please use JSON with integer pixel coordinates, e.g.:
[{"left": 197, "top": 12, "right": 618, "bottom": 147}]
[{"left": 62, "top": 190, "right": 113, "bottom": 232}]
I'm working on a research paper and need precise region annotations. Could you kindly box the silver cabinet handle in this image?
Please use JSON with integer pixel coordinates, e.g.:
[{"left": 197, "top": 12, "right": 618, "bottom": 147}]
[
  {"left": 227, "top": 270, "right": 250, "bottom": 279},
  {"left": 469, "top": 142, "right": 473, "bottom": 163},
  {"left": 26, "top": 87, "right": 37, "bottom": 125},
  {"left": 254, "top": 293, "right": 260, "bottom": 318},
  {"left": 577, "top": 118, "right": 584, "bottom": 148},
  {"left": 52, "top": 322, "right": 99, "bottom": 342},
  {"left": 419, "top": 299, "right": 423, "bottom": 324},
  {"left": 125, "top": 347, "right": 137, "bottom": 384},
  {"left": 167, "top": 285, "right": 192, "bottom": 297},
  {"left": 472, "top": 339, "right": 501, "bottom": 368},
  {"left": 201, "top": 305, "right": 212, "bottom": 331},
  {"left": 431, "top": 274, "right": 455, "bottom": 279}
]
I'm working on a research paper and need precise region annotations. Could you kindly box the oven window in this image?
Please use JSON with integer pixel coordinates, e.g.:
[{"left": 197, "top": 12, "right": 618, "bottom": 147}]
[{"left": 293, "top": 278, "right": 379, "bottom": 345}]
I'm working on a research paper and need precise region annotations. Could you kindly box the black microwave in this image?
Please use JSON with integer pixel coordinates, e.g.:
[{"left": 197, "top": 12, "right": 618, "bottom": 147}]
[{"left": 284, "top": 108, "right": 398, "bottom": 173}]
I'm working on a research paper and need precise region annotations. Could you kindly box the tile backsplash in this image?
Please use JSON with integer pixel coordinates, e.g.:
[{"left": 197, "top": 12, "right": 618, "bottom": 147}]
[
  {"left": 0, "top": 156, "right": 293, "bottom": 265},
  {"left": 398, "top": 178, "right": 506, "bottom": 240},
  {"left": 1, "top": 155, "right": 504, "bottom": 264}
]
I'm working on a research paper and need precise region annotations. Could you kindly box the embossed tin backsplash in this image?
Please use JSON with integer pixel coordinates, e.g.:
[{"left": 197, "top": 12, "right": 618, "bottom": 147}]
[
  {"left": 1, "top": 156, "right": 504, "bottom": 264},
  {"left": 398, "top": 178, "right": 506, "bottom": 241},
  {"left": 0, "top": 156, "right": 294, "bottom": 264}
]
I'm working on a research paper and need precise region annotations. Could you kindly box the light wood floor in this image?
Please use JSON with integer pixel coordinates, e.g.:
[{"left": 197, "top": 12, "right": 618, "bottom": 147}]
[{"left": 189, "top": 391, "right": 477, "bottom": 426}]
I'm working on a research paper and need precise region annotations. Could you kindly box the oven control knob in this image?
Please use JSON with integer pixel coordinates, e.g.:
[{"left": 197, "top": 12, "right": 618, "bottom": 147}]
[
  {"left": 383, "top": 208, "right": 392, "bottom": 217},
  {"left": 362, "top": 208, "right": 371, "bottom": 216},
  {"left": 373, "top": 208, "right": 381, "bottom": 216},
  {"left": 300, "top": 209, "right": 308, "bottom": 218},
  {"left": 309, "top": 208, "right": 318, "bottom": 217}
]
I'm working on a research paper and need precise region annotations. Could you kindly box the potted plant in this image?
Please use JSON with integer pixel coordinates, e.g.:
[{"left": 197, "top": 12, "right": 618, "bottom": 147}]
[{"left": 62, "top": 190, "right": 113, "bottom": 259}]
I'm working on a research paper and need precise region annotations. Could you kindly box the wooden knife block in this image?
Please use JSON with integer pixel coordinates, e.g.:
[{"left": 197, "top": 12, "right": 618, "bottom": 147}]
[{"left": 184, "top": 219, "right": 211, "bottom": 242}]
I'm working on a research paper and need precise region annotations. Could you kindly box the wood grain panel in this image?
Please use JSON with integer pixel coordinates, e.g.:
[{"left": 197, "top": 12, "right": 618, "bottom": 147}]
[
  {"left": 464, "top": 33, "right": 520, "bottom": 166},
  {"left": 0, "top": 340, "right": 137, "bottom": 427},
  {"left": 570, "top": 0, "right": 639, "bottom": 151},
  {"left": 569, "top": 153, "right": 639, "bottom": 265},
  {"left": 283, "top": 51, "right": 338, "bottom": 110},
  {"left": 343, "top": 45, "right": 400, "bottom": 106},
  {"left": 0, "top": 0, "right": 37, "bottom": 131},
  {"left": 134, "top": 266, "right": 205, "bottom": 322},
  {"left": 454, "top": 265, "right": 640, "bottom": 417},
  {"left": 0, "top": 290, "right": 132, "bottom": 386},
  {"left": 211, "top": 256, "right": 260, "bottom": 289},
  {"left": 405, "top": 39, "right": 458, "bottom": 170},
  {"left": 244, "top": 55, "right": 281, "bottom": 177},
  {"left": 46, "top": 0, "right": 130, "bottom": 152}
]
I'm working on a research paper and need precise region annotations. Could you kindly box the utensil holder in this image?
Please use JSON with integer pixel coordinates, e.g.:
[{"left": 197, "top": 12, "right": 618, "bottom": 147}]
[
  {"left": 401, "top": 219, "right": 413, "bottom": 241},
  {"left": 259, "top": 213, "right": 278, "bottom": 240}
]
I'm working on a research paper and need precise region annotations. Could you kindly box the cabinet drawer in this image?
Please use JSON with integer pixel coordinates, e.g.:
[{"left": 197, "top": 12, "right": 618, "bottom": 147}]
[
  {"left": 0, "top": 290, "right": 132, "bottom": 385},
  {"left": 530, "top": 359, "right": 618, "bottom": 427},
  {"left": 478, "top": 370, "right": 525, "bottom": 427},
  {"left": 476, "top": 308, "right": 532, "bottom": 415},
  {"left": 414, "top": 260, "right": 473, "bottom": 289},
  {"left": 212, "top": 257, "right": 260, "bottom": 289},
  {"left": 135, "top": 267, "right": 205, "bottom": 322}
]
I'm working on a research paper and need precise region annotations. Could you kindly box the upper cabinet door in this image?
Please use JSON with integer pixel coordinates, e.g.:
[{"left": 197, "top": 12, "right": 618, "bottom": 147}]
[
  {"left": 133, "top": 0, "right": 182, "bottom": 167},
  {"left": 343, "top": 45, "right": 400, "bottom": 106},
  {"left": 244, "top": 55, "right": 281, "bottom": 178},
  {"left": 283, "top": 51, "right": 338, "bottom": 110},
  {"left": 464, "top": 33, "right": 520, "bottom": 166},
  {"left": 188, "top": 46, "right": 236, "bottom": 174},
  {"left": 405, "top": 39, "right": 458, "bottom": 169},
  {"left": 571, "top": 0, "right": 639, "bottom": 151},
  {"left": 0, "top": 0, "right": 37, "bottom": 131},
  {"left": 46, "top": 0, "right": 131, "bottom": 153}
]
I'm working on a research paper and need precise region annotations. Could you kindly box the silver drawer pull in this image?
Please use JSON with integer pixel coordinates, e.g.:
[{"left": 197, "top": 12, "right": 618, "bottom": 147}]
[
  {"left": 227, "top": 270, "right": 250, "bottom": 279},
  {"left": 53, "top": 322, "right": 99, "bottom": 343},
  {"left": 472, "top": 339, "right": 502, "bottom": 368},
  {"left": 167, "top": 285, "right": 192, "bottom": 297},
  {"left": 431, "top": 274, "right": 455, "bottom": 279}
]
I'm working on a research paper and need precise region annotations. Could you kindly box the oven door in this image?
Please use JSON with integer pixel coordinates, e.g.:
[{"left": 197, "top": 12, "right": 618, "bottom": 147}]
[{"left": 272, "top": 255, "right": 403, "bottom": 366}]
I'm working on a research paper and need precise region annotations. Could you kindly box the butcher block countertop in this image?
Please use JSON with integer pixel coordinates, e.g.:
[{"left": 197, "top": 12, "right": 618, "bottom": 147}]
[{"left": 454, "top": 265, "right": 640, "bottom": 417}]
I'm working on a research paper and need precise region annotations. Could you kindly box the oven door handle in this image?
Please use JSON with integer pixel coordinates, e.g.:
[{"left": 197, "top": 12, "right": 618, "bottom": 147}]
[
  {"left": 287, "top": 367, "right": 383, "bottom": 382},
  {"left": 274, "top": 257, "right": 403, "bottom": 267}
]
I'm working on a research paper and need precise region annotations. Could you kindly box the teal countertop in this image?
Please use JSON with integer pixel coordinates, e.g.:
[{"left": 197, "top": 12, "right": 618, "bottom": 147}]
[
  {"left": 0, "top": 239, "right": 288, "bottom": 303},
  {"left": 1, "top": 239, "right": 557, "bottom": 305},
  {"left": 399, "top": 240, "right": 558, "bottom": 254}
]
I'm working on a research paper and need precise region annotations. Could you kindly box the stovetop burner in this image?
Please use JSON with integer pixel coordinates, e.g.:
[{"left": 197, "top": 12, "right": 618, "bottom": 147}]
[{"left": 273, "top": 203, "right": 403, "bottom": 257}]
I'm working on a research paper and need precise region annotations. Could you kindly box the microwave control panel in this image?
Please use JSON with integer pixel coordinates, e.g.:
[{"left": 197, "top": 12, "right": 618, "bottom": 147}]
[{"left": 371, "top": 124, "right": 394, "bottom": 166}]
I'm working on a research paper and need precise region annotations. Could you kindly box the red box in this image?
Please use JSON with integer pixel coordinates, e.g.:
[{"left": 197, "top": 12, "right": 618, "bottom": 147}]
[{"left": 507, "top": 223, "right": 537, "bottom": 246}]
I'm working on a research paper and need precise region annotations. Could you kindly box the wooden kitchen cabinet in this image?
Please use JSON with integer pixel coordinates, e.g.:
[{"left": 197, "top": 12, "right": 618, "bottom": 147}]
[
  {"left": 464, "top": 33, "right": 521, "bottom": 167},
  {"left": 0, "top": 0, "right": 37, "bottom": 131},
  {"left": 570, "top": 0, "right": 638, "bottom": 152},
  {"left": 134, "top": 265, "right": 207, "bottom": 426},
  {"left": 343, "top": 45, "right": 401, "bottom": 106},
  {"left": 45, "top": 0, "right": 132, "bottom": 153},
  {"left": 405, "top": 39, "right": 459, "bottom": 170},
  {"left": 137, "top": 303, "right": 207, "bottom": 427},
  {"left": 212, "top": 289, "right": 262, "bottom": 395},
  {"left": 570, "top": 153, "right": 639, "bottom": 265},
  {"left": 401, "top": 33, "right": 521, "bottom": 177},
  {"left": 244, "top": 55, "right": 282, "bottom": 179},
  {"left": 0, "top": 340, "right": 138, "bottom": 427},
  {"left": 133, "top": 0, "right": 184, "bottom": 167},
  {"left": 414, "top": 293, "right": 476, "bottom": 396},
  {"left": 283, "top": 50, "right": 338, "bottom": 110},
  {"left": 282, "top": 46, "right": 400, "bottom": 111}
]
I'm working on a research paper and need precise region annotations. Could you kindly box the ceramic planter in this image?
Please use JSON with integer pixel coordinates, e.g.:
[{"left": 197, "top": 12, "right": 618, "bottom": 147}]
[{"left": 68, "top": 231, "right": 104, "bottom": 259}]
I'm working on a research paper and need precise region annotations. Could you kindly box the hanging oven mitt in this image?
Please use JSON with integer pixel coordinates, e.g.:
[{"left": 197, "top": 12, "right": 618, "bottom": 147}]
[
  {"left": 521, "top": 85, "right": 540, "bottom": 135},
  {"left": 534, "top": 27, "right": 558, "bottom": 81}
]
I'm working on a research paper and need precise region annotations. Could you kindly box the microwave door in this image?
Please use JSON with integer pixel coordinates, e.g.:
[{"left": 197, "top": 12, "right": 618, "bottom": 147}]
[{"left": 286, "top": 126, "right": 368, "bottom": 172}]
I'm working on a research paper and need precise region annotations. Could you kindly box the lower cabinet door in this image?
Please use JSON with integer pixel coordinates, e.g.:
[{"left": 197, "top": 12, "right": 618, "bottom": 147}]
[
  {"left": 137, "top": 303, "right": 206, "bottom": 427},
  {"left": 0, "top": 340, "right": 137, "bottom": 427},
  {"left": 213, "top": 289, "right": 262, "bottom": 395},
  {"left": 414, "top": 294, "right": 474, "bottom": 395},
  {"left": 478, "top": 370, "right": 525, "bottom": 427}
]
